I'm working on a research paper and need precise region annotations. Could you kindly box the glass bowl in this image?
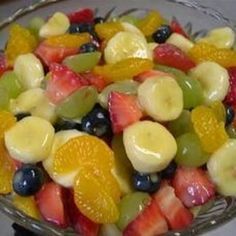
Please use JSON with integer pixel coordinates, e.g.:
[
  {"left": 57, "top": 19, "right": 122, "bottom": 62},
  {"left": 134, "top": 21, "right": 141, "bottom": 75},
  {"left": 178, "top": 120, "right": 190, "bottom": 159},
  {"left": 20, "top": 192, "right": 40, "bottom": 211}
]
[{"left": 0, "top": 0, "right": 236, "bottom": 235}]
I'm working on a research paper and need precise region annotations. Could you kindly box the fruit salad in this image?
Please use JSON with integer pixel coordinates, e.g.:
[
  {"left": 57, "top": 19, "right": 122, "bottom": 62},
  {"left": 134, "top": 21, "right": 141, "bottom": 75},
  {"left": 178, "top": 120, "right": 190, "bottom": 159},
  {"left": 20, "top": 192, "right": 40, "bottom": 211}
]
[{"left": 0, "top": 6, "right": 236, "bottom": 236}]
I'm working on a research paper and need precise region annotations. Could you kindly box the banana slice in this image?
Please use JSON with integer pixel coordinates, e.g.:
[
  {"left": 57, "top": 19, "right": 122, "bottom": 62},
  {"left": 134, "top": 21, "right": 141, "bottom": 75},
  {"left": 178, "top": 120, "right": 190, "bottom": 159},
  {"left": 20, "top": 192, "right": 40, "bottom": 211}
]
[
  {"left": 166, "top": 33, "right": 194, "bottom": 53},
  {"left": 197, "top": 27, "right": 235, "bottom": 49},
  {"left": 100, "top": 224, "right": 122, "bottom": 236},
  {"left": 43, "top": 130, "right": 85, "bottom": 187},
  {"left": 104, "top": 31, "right": 151, "bottom": 64},
  {"left": 123, "top": 121, "right": 177, "bottom": 173},
  {"left": 190, "top": 61, "right": 229, "bottom": 105},
  {"left": 121, "top": 22, "right": 144, "bottom": 37},
  {"left": 4, "top": 116, "right": 55, "bottom": 163},
  {"left": 14, "top": 53, "right": 44, "bottom": 90},
  {"left": 207, "top": 139, "right": 236, "bottom": 196},
  {"left": 39, "top": 12, "right": 70, "bottom": 38},
  {"left": 138, "top": 76, "right": 183, "bottom": 122}
]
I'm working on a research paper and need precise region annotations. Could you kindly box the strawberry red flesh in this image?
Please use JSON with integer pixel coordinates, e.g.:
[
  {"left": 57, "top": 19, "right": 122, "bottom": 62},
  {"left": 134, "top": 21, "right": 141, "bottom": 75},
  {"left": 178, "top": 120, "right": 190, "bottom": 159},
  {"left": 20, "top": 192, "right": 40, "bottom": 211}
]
[
  {"left": 170, "top": 18, "right": 189, "bottom": 39},
  {"left": 36, "top": 182, "right": 68, "bottom": 228},
  {"left": 225, "top": 67, "right": 236, "bottom": 106},
  {"left": 154, "top": 182, "right": 193, "bottom": 230},
  {"left": 108, "top": 92, "right": 143, "bottom": 134},
  {"left": 123, "top": 199, "right": 168, "bottom": 236},
  {"left": 0, "top": 52, "right": 8, "bottom": 76},
  {"left": 172, "top": 167, "right": 215, "bottom": 208},
  {"left": 153, "top": 43, "right": 196, "bottom": 72},
  {"left": 68, "top": 8, "right": 94, "bottom": 24}
]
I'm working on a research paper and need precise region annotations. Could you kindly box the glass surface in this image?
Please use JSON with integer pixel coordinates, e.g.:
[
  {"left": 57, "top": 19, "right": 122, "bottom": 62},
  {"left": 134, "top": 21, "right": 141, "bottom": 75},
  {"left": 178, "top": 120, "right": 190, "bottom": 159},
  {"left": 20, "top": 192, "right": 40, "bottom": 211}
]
[{"left": 0, "top": 0, "right": 236, "bottom": 235}]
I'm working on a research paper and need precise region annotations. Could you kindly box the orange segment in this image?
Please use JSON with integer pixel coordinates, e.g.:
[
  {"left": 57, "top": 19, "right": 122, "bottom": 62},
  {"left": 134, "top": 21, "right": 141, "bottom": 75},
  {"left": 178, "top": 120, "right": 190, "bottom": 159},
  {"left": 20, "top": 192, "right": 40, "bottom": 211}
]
[
  {"left": 44, "top": 33, "right": 91, "bottom": 48},
  {"left": 0, "top": 111, "right": 17, "bottom": 138},
  {"left": 74, "top": 168, "right": 119, "bottom": 224}
]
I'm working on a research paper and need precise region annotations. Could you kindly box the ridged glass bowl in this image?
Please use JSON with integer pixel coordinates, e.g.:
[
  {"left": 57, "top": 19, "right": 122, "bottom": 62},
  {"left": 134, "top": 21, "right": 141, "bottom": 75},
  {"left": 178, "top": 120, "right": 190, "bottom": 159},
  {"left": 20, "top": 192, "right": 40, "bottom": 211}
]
[{"left": 0, "top": 0, "right": 236, "bottom": 235}]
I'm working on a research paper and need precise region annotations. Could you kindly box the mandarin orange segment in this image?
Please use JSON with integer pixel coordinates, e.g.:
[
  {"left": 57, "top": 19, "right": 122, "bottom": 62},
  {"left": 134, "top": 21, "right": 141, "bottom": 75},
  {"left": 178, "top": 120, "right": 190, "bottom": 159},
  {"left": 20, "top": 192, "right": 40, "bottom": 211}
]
[
  {"left": 0, "top": 111, "right": 16, "bottom": 139},
  {"left": 93, "top": 58, "right": 154, "bottom": 82},
  {"left": 13, "top": 194, "right": 41, "bottom": 219},
  {"left": 73, "top": 168, "right": 119, "bottom": 224},
  {"left": 44, "top": 33, "right": 91, "bottom": 48}
]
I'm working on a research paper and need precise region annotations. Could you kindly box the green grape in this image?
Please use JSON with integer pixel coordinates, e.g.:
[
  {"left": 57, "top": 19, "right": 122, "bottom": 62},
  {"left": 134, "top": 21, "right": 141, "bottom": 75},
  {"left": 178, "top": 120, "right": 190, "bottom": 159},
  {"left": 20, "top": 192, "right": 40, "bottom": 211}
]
[
  {"left": 226, "top": 124, "right": 236, "bottom": 138},
  {"left": 190, "top": 199, "right": 214, "bottom": 218},
  {"left": 112, "top": 135, "right": 134, "bottom": 195},
  {"left": 176, "top": 74, "right": 204, "bottom": 109},
  {"left": 175, "top": 132, "right": 209, "bottom": 167},
  {"left": 154, "top": 64, "right": 186, "bottom": 78},
  {"left": 0, "top": 71, "right": 22, "bottom": 98},
  {"left": 168, "top": 110, "right": 194, "bottom": 137},
  {"left": 0, "top": 86, "right": 9, "bottom": 110},
  {"left": 98, "top": 80, "right": 139, "bottom": 108},
  {"left": 28, "top": 17, "right": 45, "bottom": 37},
  {"left": 63, "top": 52, "right": 101, "bottom": 73},
  {"left": 56, "top": 86, "right": 98, "bottom": 119},
  {"left": 119, "top": 15, "right": 140, "bottom": 26},
  {"left": 116, "top": 192, "right": 151, "bottom": 230}
]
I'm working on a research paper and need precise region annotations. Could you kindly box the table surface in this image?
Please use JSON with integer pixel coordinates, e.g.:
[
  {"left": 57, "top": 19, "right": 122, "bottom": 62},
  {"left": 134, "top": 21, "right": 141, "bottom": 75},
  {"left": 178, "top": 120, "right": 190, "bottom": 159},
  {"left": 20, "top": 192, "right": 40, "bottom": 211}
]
[{"left": 0, "top": 0, "right": 236, "bottom": 235}]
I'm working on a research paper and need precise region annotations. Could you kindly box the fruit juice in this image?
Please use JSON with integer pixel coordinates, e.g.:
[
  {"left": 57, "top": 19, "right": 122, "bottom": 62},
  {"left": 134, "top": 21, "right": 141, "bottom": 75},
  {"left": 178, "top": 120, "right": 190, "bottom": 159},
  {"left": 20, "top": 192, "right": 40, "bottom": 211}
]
[{"left": 0, "top": 6, "right": 236, "bottom": 236}]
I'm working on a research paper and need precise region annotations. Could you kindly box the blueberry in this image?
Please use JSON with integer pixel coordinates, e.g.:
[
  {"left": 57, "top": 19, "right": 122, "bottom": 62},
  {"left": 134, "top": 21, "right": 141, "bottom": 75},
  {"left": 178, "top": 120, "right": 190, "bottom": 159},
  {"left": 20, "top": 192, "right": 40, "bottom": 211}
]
[
  {"left": 152, "top": 25, "right": 172, "bottom": 43},
  {"left": 12, "top": 223, "right": 39, "bottom": 236},
  {"left": 94, "top": 17, "right": 105, "bottom": 24},
  {"left": 15, "top": 113, "right": 31, "bottom": 121},
  {"left": 13, "top": 165, "right": 45, "bottom": 196},
  {"left": 225, "top": 106, "right": 235, "bottom": 126},
  {"left": 69, "top": 23, "right": 94, "bottom": 34},
  {"left": 81, "top": 104, "right": 112, "bottom": 137},
  {"left": 79, "top": 42, "right": 97, "bottom": 53},
  {"left": 133, "top": 172, "right": 161, "bottom": 193},
  {"left": 53, "top": 119, "right": 82, "bottom": 132},
  {"left": 161, "top": 161, "right": 177, "bottom": 179}
]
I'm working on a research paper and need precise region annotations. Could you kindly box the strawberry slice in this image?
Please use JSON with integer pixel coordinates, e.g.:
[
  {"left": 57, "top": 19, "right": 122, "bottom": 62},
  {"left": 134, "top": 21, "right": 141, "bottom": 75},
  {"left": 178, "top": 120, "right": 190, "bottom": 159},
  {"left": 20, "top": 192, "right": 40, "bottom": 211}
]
[
  {"left": 123, "top": 199, "right": 168, "bottom": 236},
  {"left": 153, "top": 182, "right": 193, "bottom": 230},
  {"left": 35, "top": 42, "right": 78, "bottom": 66},
  {"left": 134, "top": 70, "right": 172, "bottom": 83},
  {"left": 68, "top": 8, "right": 94, "bottom": 24},
  {"left": 170, "top": 17, "right": 189, "bottom": 39},
  {"left": 35, "top": 182, "right": 69, "bottom": 228},
  {"left": 225, "top": 67, "right": 236, "bottom": 106},
  {"left": 46, "top": 63, "right": 87, "bottom": 104},
  {"left": 172, "top": 167, "right": 215, "bottom": 208},
  {"left": 81, "top": 72, "right": 108, "bottom": 92},
  {"left": 0, "top": 52, "right": 8, "bottom": 77},
  {"left": 153, "top": 43, "right": 196, "bottom": 72},
  {"left": 108, "top": 92, "right": 143, "bottom": 134}
]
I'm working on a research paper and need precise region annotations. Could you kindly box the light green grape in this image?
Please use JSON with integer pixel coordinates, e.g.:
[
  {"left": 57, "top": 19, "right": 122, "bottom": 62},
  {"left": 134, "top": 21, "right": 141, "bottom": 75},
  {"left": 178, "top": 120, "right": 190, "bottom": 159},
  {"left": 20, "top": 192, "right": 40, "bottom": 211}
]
[
  {"left": 98, "top": 80, "right": 139, "bottom": 108},
  {"left": 119, "top": 15, "right": 140, "bottom": 26},
  {"left": 63, "top": 52, "right": 101, "bottom": 73},
  {"left": 28, "top": 17, "right": 45, "bottom": 37},
  {"left": 226, "top": 124, "right": 236, "bottom": 138},
  {"left": 56, "top": 86, "right": 98, "bottom": 119},
  {"left": 116, "top": 192, "right": 151, "bottom": 230},
  {"left": 0, "top": 86, "right": 9, "bottom": 110},
  {"left": 154, "top": 64, "right": 186, "bottom": 78},
  {"left": 0, "top": 71, "right": 23, "bottom": 98},
  {"left": 175, "top": 132, "right": 209, "bottom": 167}
]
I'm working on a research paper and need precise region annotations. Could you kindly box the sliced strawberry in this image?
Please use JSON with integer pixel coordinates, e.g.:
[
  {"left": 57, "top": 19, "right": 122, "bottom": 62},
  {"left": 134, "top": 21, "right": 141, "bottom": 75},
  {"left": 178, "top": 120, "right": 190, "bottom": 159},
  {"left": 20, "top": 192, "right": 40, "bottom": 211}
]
[
  {"left": 68, "top": 8, "right": 94, "bottom": 24},
  {"left": 35, "top": 182, "right": 68, "bottom": 228},
  {"left": 134, "top": 70, "right": 172, "bottom": 83},
  {"left": 172, "top": 167, "right": 215, "bottom": 208},
  {"left": 153, "top": 182, "right": 193, "bottom": 230},
  {"left": 225, "top": 67, "right": 236, "bottom": 106},
  {"left": 170, "top": 17, "right": 189, "bottom": 39},
  {"left": 123, "top": 199, "right": 168, "bottom": 236},
  {"left": 0, "top": 52, "right": 8, "bottom": 76},
  {"left": 35, "top": 42, "right": 78, "bottom": 66},
  {"left": 108, "top": 92, "right": 143, "bottom": 134},
  {"left": 153, "top": 43, "right": 196, "bottom": 72},
  {"left": 81, "top": 72, "right": 108, "bottom": 92},
  {"left": 46, "top": 63, "right": 87, "bottom": 104}
]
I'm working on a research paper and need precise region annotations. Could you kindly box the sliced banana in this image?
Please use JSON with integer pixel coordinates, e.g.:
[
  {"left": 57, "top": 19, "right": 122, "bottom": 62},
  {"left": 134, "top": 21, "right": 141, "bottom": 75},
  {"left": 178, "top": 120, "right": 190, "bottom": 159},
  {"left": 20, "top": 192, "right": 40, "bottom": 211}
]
[
  {"left": 166, "top": 33, "right": 194, "bottom": 53},
  {"left": 197, "top": 27, "right": 235, "bottom": 49},
  {"left": 207, "top": 139, "right": 236, "bottom": 196},
  {"left": 104, "top": 31, "right": 151, "bottom": 64},
  {"left": 121, "top": 22, "right": 144, "bottom": 37},
  {"left": 4, "top": 116, "right": 55, "bottom": 163},
  {"left": 14, "top": 53, "right": 44, "bottom": 90},
  {"left": 43, "top": 130, "right": 85, "bottom": 187},
  {"left": 190, "top": 61, "right": 229, "bottom": 105},
  {"left": 138, "top": 76, "right": 183, "bottom": 122},
  {"left": 123, "top": 121, "right": 177, "bottom": 173},
  {"left": 100, "top": 224, "right": 122, "bottom": 236},
  {"left": 39, "top": 12, "right": 70, "bottom": 38}
]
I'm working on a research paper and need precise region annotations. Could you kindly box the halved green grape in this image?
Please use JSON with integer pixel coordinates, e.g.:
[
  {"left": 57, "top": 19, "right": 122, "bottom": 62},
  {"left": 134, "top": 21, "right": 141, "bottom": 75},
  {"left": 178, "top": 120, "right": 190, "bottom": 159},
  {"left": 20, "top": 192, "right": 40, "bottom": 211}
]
[
  {"left": 63, "top": 52, "right": 102, "bottom": 73},
  {"left": 176, "top": 74, "right": 204, "bottom": 109},
  {"left": 28, "top": 17, "right": 45, "bottom": 37},
  {"left": 116, "top": 192, "right": 151, "bottom": 230},
  {"left": 175, "top": 132, "right": 209, "bottom": 167},
  {"left": 0, "top": 86, "right": 9, "bottom": 110},
  {"left": 226, "top": 124, "right": 236, "bottom": 138},
  {"left": 168, "top": 110, "right": 194, "bottom": 138},
  {"left": 0, "top": 71, "right": 23, "bottom": 99},
  {"left": 98, "top": 80, "right": 139, "bottom": 108},
  {"left": 154, "top": 64, "right": 186, "bottom": 78},
  {"left": 56, "top": 86, "right": 98, "bottom": 119},
  {"left": 119, "top": 15, "right": 140, "bottom": 26}
]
